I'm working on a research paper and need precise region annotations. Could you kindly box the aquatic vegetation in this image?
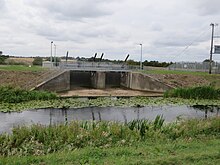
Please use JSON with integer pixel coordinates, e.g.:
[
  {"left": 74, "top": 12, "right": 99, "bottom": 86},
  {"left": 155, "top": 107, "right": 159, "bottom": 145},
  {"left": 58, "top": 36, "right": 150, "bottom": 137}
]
[
  {"left": 0, "top": 85, "right": 220, "bottom": 112},
  {"left": 0, "top": 86, "right": 57, "bottom": 103},
  {"left": 0, "top": 97, "right": 220, "bottom": 112},
  {"left": 164, "top": 86, "right": 220, "bottom": 99},
  {"left": 0, "top": 117, "right": 219, "bottom": 156}
]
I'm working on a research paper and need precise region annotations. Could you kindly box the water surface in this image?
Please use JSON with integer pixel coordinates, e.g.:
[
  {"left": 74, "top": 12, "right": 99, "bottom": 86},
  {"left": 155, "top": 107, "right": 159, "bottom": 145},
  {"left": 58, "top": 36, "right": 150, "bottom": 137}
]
[{"left": 0, "top": 105, "right": 219, "bottom": 134}]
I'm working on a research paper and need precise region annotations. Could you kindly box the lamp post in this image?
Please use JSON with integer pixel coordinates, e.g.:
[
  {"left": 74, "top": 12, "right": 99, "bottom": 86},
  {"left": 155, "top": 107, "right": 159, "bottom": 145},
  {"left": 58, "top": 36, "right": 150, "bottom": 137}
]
[
  {"left": 139, "top": 44, "right": 143, "bottom": 70},
  {"left": 209, "top": 23, "right": 218, "bottom": 74},
  {"left": 54, "top": 44, "right": 56, "bottom": 67},
  {"left": 50, "top": 41, "right": 53, "bottom": 68}
]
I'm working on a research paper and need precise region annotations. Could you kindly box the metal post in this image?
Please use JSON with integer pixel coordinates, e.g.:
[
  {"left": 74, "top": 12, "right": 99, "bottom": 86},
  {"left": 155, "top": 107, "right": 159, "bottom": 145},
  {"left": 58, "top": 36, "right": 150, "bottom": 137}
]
[
  {"left": 209, "top": 23, "right": 215, "bottom": 74},
  {"left": 50, "top": 41, "right": 53, "bottom": 68},
  {"left": 54, "top": 44, "right": 56, "bottom": 67},
  {"left": 140, "top": 44, "right": 143, "bottom": 70}
]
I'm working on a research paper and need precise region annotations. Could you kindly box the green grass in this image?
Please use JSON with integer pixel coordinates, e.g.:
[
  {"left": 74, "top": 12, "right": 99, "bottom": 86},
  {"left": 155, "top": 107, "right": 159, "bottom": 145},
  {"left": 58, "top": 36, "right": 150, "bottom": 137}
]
[
  {"left": 0, "top": 117, "right": 219, "bottom": 164},
  {"left": 0, "top": 86, "right": 57, "bottom": 103},
  {"left": 164, "top": 86, "right": 220, "bottom": 99},
  {"left": 1, "top": 139, "right": 219, "bottom": 165},
  {"left": 141, "top": 69, "right": 213, "bottom": 75},
  {"left": 142, "top": 69, "right": 220, "bottom": 88},
  {"left": 0, "top": 117, "right": 219, "bottom": 156},
  {"left": 0, "top": 65, "right": 46, "bottom": 71}
]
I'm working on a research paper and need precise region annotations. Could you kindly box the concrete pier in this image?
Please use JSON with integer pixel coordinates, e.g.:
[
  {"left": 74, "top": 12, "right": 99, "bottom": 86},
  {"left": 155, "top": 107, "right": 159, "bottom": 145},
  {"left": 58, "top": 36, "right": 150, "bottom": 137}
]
[{"left": 91, "top": 71, "right": 106, "bottom": 89}]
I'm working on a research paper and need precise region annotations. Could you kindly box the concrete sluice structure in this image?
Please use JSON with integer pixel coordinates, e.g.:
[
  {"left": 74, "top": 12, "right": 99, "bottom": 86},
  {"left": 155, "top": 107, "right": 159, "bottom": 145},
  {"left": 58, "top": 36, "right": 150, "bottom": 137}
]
[{"left": 35, "top": 70, "right": 173, "bottom": 96}]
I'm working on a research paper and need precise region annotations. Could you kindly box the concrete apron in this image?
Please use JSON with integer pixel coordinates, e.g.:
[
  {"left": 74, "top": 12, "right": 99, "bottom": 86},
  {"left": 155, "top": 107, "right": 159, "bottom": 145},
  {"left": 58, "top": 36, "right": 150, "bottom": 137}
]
[{"left": 58, "top": 88, "right": 164, "bottom": 97}]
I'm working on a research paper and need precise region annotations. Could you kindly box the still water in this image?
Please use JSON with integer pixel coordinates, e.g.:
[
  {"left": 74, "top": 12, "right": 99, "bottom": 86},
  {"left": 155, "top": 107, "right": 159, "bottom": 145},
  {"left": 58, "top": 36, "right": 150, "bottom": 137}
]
[{"left": 0, "top": 105, "right": 219, "bottom": 133}]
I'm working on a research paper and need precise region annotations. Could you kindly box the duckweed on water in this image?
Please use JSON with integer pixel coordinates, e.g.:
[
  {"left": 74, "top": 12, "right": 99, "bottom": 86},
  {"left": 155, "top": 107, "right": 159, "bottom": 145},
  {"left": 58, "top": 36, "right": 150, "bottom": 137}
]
[{"left": 0, "top": 97, "right": 220, "bottom": 112}]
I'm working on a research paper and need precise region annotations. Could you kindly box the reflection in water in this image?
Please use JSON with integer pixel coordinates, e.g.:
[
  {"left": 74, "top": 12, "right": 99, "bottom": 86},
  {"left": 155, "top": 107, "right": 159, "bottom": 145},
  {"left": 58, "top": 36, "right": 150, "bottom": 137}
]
[
  {"left": 0, "top": 105, "right": 219, "bottom": 134},
  {"left": 64, "top": 109, "right": 68, "bottom": 125},
  {"left": 122, "top": 111, "right": 127, "bottom": 124},
  {"left": 191, "top": 105, "right": 220, "bottom": 119},
  {"left": 98, "top": 112, "right": 101, "bottom": 121},
  {"left": 137, "top": 108, "right": 140, "bottom": 120},
  {"left": 50, "top": 109, "right": 52, "bottom": 125},
  {"left": 91, "top": 111, "right": 95, "bottom": 121}
]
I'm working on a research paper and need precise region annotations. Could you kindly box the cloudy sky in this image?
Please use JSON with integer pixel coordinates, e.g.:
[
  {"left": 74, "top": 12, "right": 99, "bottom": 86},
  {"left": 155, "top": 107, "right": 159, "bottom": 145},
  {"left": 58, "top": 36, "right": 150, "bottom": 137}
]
[{"left": 1, "top": 0, "right": 220, "bottom": 62}]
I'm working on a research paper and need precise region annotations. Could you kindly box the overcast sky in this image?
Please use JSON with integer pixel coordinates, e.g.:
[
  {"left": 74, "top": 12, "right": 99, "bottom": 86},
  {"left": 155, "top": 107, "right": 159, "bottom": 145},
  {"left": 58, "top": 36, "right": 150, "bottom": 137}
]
[{"left": 1, "top": 0, "right": 220, "bottom": 62}]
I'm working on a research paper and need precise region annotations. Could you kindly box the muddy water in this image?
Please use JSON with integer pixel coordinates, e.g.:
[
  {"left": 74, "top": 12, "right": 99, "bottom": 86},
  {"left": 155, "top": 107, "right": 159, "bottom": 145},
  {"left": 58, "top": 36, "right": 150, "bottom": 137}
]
[{"left": 0, "top": 105, "right": 219, "bottom": 134}]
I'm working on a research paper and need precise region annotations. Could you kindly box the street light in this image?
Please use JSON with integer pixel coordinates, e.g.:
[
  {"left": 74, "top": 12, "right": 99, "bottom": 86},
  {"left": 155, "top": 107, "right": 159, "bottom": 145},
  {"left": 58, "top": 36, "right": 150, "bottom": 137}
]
[
  {"left": 209, "top": 23, "right": 218, "bottom": 74},
  {"left": 54, "top": 44, "right": 56, "bottom": 67},
  {"left": 50, "top": 41, "right": 53, "bottom": 68},
  {"left": 139, "top": 44, "right": 143, "bottom": 70}
]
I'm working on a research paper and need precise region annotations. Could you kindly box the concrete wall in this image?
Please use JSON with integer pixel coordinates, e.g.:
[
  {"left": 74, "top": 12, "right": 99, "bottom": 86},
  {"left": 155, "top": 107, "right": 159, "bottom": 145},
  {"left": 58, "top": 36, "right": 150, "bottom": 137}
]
[
  {"left": 126, "top": 72, "right": 173, "bottom": 92},
  {"left": 36, "top": 71, "right": 70, "bottom": 92}
]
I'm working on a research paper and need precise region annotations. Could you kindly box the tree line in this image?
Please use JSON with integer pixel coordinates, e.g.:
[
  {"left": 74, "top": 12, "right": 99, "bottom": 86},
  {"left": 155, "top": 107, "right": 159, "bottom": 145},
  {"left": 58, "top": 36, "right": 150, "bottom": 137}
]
[{"left": 0, "top": 54, "right": 172, "bottom": 68}]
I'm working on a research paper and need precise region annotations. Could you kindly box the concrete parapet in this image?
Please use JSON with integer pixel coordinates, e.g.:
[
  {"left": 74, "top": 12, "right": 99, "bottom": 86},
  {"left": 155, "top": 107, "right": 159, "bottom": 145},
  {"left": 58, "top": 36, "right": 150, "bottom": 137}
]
[
  {"left": 124, "top": 72, "right": 173, "bottom": 92},
  {"left": 36, "top": 70, "right": 70, "bottom": 92}
]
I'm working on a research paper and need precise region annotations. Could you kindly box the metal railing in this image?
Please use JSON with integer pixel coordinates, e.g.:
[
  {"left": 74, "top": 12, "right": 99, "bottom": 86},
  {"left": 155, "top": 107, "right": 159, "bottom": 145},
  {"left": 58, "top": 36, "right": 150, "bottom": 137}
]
[{"left": 58, "top": 62, "right": 138, "bottom": 71}]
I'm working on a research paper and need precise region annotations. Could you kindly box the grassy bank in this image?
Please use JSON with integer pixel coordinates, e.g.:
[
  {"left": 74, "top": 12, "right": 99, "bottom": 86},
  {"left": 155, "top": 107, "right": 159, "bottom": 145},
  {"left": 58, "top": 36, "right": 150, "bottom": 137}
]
[
  {"left": 164, "top": 86, "right": 220, "bottom": 99},
  {"left": 142, "top": 69, "right": 212, "bottom": 76},
  {"left": 1, "top": 139, "right": 219, "bottom": 165},
  {"left": 142, "top": 69, "right": 220, "bottom": 88},
  {"left": 0, "top": 65, "right": 45, "bottom": 72},
  {"left": 0, "top": 117, "right": 219, "bottom": 164}
]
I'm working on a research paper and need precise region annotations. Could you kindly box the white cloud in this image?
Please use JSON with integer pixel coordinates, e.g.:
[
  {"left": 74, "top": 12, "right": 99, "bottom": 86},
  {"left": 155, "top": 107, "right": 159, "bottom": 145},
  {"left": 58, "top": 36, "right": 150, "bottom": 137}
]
[
  {"left": 1, "top": 0, "right": 220, "bottom": 62},
  {"left": 190, "top": 0, "right": 220, "bottom": 16},
  {"left": 0, "top": 0, "right": 5, "bottom": 8},
  {"left": 24, "top": 0, "right": 114, "bottom": 20}
]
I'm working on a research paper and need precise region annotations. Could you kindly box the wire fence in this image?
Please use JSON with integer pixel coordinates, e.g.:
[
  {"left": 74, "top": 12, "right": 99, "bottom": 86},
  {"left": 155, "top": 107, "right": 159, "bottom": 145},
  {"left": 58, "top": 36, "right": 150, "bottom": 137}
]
[{"left": 168, "top": 62, "right": 220, "bottom": 74}]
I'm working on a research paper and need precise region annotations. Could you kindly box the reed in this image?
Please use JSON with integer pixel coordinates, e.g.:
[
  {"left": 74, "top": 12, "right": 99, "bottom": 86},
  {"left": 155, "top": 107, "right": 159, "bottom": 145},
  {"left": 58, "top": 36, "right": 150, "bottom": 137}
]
[
  {"left": 0, "top": 86, "right": 57, "bottom": 103},
  {"left": 164, "top": 86, "right": 220, "bottom": 99},
  {"left": 0, "top": 116, "right": 219, "bottom": 156}
]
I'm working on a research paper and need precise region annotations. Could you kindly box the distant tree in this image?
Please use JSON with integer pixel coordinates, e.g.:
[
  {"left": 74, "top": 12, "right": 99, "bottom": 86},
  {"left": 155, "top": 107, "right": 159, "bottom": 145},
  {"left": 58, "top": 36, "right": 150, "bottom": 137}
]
[
  {"left": 203, "top": 59, "right": 214, "bottom": 63},
  {"left": 143, "top": 60, "right": 172, "bottom": 67},
  {"left": 127, "top": 60, "right": 139, "bottom": 66},
  {"left": 45, "top": 57, "right": 61, "bottom": 63},
  {"left": 0, "top": 51, "right": 2, "bottom": 55},
  {"left": 0, "top": 55, "right": 9, "bottom": 64},
  {"left": 33, "top": 57, "right": 43, "bottom": 66}
]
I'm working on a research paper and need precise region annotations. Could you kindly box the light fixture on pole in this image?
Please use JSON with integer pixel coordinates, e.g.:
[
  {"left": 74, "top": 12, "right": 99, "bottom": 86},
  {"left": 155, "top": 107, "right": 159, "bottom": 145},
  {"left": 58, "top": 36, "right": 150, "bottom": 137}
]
[
  {"left": 50, "top": 41, "right": 53, "bottom": 68},
  {"left": 139, "top": 44, "right": 143, "bottom": 70}
]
